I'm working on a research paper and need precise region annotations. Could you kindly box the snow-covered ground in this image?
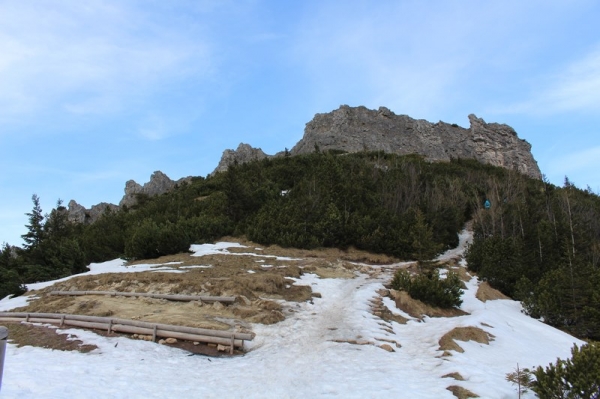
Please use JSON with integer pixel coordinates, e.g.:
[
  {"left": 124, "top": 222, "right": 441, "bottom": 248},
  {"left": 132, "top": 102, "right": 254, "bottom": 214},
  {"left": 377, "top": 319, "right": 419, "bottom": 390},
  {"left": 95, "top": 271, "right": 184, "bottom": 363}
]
[{"left": 0, "top": 231, "right": 582, "bottom": 398}]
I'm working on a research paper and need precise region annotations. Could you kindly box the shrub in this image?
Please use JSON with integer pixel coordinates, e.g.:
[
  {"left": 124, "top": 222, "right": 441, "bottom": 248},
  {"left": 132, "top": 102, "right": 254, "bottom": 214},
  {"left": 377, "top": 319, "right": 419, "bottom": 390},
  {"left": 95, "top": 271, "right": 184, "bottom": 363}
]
[
  {"left": 391, "top": 269, "right": 463, "bottom": 308},
  {"left": 532, "top": 343, "right": 600, "bottom": 399}
]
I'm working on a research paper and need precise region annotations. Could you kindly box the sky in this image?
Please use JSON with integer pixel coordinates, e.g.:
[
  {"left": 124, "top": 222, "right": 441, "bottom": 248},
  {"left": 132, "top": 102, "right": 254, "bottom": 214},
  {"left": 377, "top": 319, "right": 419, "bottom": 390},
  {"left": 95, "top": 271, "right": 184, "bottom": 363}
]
[
  {"left": 0, "top": 235, "right": 583, "bottom": 398},
  {"left": 1, "top": 0, "right": 600, "bottom": 246}
]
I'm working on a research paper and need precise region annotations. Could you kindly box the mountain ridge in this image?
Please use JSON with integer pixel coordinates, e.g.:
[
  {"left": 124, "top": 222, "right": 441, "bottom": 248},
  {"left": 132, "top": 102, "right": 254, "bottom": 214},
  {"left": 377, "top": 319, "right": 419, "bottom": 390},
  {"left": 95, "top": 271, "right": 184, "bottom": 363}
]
[{"left": 68, "top": 105, "right": 541, "bottom": 221}]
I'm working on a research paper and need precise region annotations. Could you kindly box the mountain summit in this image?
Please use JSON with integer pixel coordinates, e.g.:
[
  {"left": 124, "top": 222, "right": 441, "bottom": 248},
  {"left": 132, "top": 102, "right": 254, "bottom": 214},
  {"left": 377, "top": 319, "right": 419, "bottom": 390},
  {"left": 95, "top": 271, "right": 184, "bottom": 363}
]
[{"left": 217, "top": 105, "right": 541, "bottom": 179}]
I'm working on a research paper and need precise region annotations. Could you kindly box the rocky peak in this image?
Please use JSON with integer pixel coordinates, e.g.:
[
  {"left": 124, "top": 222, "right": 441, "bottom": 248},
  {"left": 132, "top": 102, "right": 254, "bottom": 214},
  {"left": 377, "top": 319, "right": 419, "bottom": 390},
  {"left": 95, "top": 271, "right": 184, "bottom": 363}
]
[
  {"left": 67, "top": 171, "right": 192, "bottom": 224},
  {"left": 119, "top": 171, "right": 190, "bottom": 208},
  {"left": 212, "top": 143, "right": 269, "bottom": 175},
  {"left": 289, "top": 105, "right": 541, "bottom": 179},
  {"left": 67, "top": 200, "right": 119, "bottom": 224}
]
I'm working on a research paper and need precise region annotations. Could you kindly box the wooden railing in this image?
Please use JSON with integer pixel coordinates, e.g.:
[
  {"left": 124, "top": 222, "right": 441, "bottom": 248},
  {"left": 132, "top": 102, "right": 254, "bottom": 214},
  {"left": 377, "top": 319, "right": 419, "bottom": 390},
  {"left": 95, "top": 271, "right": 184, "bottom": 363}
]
[{"left": 0, "top": 312, "right": 253, "bottom": 354}]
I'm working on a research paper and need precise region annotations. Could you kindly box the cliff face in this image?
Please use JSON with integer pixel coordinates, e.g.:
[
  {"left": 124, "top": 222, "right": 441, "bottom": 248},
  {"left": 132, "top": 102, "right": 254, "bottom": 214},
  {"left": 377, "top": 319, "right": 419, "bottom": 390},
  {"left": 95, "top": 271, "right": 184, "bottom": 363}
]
[{"left": 290, "top": 105, "right": 541, "bottom": 179}]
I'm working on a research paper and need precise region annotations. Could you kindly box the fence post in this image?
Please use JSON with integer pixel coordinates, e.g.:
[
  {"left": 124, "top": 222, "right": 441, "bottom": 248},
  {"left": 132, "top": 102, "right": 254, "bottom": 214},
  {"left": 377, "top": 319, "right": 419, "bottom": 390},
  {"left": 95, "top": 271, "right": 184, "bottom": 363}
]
[{"left": 0, "top": 326, "right": 8, "bottom": 392}]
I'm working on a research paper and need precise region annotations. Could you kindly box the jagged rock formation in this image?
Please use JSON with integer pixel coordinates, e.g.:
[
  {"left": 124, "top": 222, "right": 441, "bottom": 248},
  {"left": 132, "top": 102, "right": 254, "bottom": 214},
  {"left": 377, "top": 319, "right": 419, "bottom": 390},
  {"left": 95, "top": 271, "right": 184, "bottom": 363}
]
[
  {"left": 67, "top": 171, "right": 192, "bottom": 224},
  {"left": 67, "top": 201, "right": 119, "bottom": 224},
  {"left": 212, "top": 143, "right": 269, "bottom": 175},
  {"left": 119, "top": 171, "right": 191, "bottom": 208},
  {"left": 290, "top": 105, "right": 541, "bottom": 179}
]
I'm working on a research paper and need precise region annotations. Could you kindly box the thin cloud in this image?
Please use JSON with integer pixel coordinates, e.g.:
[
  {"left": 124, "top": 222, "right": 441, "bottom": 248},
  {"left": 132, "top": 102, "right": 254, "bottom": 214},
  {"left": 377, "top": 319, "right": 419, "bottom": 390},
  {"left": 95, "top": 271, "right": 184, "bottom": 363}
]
[
  {"left": 548, "top": 146, "right": 600, "bottom": 176},
  {"left": 288, "top": 1, "right": 564, "bottom": 119},
  {"left": 495, "top": 47, "right": 600, "bottom": 115},
  {"left": 0, "top": 2, "right": 213, "bottom": 126}
]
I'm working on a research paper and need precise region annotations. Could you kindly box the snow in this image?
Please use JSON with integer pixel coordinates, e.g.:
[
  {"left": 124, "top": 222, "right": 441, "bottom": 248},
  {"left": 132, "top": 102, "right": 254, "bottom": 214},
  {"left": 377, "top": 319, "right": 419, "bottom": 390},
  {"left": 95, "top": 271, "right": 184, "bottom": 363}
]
[{"left": 0, "top": 231, "right": 583, "bottom": 398}]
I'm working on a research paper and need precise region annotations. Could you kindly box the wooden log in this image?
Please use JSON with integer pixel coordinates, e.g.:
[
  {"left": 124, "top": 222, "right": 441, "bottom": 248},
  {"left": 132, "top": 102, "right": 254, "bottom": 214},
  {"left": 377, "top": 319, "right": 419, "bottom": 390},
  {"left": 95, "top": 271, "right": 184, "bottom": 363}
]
[
  {"left": 50, "top": 291, "right": 236, "bottom": 303},
  {"left": 0, "top": 312, "right": 253, "bottom": 341}
]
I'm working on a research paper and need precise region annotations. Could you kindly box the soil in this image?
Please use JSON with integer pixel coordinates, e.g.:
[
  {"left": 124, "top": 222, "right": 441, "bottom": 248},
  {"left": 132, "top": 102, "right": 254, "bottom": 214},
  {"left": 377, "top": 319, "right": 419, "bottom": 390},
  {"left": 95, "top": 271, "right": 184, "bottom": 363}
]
[{"left": 3, "top": 321, "right": 98, "bottom": 353}]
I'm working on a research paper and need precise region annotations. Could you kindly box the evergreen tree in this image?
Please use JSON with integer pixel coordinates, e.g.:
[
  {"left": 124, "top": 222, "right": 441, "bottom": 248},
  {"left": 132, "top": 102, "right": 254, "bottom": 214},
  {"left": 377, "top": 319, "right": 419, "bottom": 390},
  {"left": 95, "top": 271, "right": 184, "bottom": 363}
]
[
  {"left": 533, "top": 344, "right": 600, "bottom": 399},
  {"left": 22, "top": 194, "right": 44, "bottom": 249}
]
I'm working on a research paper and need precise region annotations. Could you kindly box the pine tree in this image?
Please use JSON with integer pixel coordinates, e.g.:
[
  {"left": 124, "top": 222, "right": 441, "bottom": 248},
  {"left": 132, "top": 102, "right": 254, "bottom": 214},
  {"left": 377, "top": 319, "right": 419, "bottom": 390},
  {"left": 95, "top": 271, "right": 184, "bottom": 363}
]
[
  {"left": 533, "top": 343, "right": 600, "bottom": 399},
  {"left": 22, "top": 194, "right": 44, "bottom": 249}
]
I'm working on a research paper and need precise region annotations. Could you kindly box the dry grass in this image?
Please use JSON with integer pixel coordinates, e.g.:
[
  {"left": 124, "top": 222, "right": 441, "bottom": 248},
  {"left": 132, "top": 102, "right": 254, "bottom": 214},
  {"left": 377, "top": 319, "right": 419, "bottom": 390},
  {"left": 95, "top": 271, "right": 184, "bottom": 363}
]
[
  {"left": 446, "top": 385, "right": 479, "bottom": 398},
  {"left": 476, "top": 282, "right": 510, "bottom": 302},
  {"left": 12, "top": 237, "right": 400, "bottom": 333},
  {"left": 391, "top": 291, "right": 468, "bottom": 319},
  {"left": 8, "top": 237, "right": 407, "bottom": 351},
  {"left": 3, "top": 322, "right": 98, "bottom": 353},
  {"left": 442, "top": 372, "right": 465, "bottom": 381},
  {"left": 438, "top": 327, "right": 495, "bottom": 353}
]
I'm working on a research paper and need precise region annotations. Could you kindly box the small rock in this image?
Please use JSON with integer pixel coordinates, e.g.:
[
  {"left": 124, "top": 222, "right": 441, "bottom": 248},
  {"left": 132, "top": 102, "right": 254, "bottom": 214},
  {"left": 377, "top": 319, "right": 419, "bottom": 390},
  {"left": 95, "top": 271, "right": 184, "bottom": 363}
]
[
  {"left": 217, "top": 344, "right": 229, "bottom": 352},
  {"left": 213, "top": 301, "right": 224, "bottom": 310},
  {"left": 193, "top": 342, "right": 200, "bottom": 346},
  {"left": 158, "top": 339, "right": 166, "bottom": 345},
  {"left": 165, "top": 338, "right": 177, "bottom": 344}
]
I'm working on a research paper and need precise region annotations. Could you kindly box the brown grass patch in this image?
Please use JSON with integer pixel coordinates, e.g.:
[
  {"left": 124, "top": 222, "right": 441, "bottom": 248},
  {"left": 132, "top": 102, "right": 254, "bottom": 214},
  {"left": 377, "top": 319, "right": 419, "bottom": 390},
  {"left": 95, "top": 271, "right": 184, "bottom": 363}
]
[
  {"left": 476, "top": 282, "right": 510, "bottom": 302},
  {"left": 12, "top": 237, "right": 398, "bottom": 336},
  {"left": 4, "top": 322, "right": 98, "bottom": 353},
  {"left": 391, "top": 291, "right": 468, "bottom": 319},
  {"left": 446, "top": 385, "right": 479, "bottom": 398},
  {"left": 438, "top": 327, "right": 495, "bottom": 353},
  {"left": 219, "top": 236, "right": 399, "bottom": 265},
  {"left": 442, "top": 372, "right": 465, "bottom": 381},
  {"left": 12, "top": 239, "right": 317, "bottom": 331}
]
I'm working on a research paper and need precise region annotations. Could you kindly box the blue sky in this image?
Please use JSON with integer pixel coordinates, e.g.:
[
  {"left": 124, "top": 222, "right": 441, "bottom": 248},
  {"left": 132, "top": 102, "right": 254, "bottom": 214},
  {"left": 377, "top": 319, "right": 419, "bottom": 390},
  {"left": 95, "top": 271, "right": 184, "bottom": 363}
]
[{"left": 1, "top": 0, "right": 599, "bottom": 246}]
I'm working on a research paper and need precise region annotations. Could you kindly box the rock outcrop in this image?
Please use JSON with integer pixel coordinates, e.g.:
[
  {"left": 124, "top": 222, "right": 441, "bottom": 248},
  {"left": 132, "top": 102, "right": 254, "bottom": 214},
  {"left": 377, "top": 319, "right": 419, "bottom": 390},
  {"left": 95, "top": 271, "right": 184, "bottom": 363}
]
[
  {"left": 119, "top": 171, "right": 191, "bottom": 208},
  {"left": 67, "top": 171, "right": 192, "bottom": 224},
  {"left": 290, "top": 105, "right": 541, "bottom": 179},
  {"left": 67, "top": 200, "right": 119, "bottom": 224},
  {"left": 212, "top": 143, "right": 269, "bottom": 175}
]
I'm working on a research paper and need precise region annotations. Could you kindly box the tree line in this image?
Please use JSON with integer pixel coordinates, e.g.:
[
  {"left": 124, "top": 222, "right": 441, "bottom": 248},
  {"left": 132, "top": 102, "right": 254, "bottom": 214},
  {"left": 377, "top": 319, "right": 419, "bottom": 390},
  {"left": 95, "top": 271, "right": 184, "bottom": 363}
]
[{"left": 1, "top": 151, "right": 599, "bottom": 340}]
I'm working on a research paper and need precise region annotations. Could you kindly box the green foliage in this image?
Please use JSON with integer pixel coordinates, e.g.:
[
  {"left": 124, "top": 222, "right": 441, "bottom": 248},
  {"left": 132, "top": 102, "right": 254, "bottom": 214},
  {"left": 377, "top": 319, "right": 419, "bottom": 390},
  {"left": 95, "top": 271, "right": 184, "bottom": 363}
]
[
  {"left": 532, "top": 343, "right": 600, "bottom": 399},
  {"left": 410, "top": 209, "right": 442, "bottom": 262},
  {"left": 3, "top": 151, "right": 600, "bottom": 342},
  {"left": 467, "top": 174, "right": 600, "bottom": 340},
  {"left": 21, "top": 194, "right": 44, "bottom": 249},
  {"left": 390, "top": 269, "right": 463, "bottom": 308},
  {"left": 0, "top": 243, "right": 27, "bottom": 298}
]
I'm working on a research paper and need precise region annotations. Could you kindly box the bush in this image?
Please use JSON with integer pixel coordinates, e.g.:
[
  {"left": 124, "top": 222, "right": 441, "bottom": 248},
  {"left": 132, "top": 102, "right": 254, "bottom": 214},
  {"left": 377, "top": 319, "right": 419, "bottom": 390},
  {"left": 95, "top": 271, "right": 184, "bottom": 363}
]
[
  {"left": 532, "top": 343, "right": 600, "bottom": 399},
  {"left": 391, "top": 269, "right": 463, "bottom": 308}
]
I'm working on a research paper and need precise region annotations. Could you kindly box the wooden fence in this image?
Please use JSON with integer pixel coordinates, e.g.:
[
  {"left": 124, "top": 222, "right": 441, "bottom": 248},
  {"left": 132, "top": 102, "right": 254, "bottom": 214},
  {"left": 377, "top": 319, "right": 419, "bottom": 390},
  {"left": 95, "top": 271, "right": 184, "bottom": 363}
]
[{"left": 0, "top": 312, "right": 253, "bottom": 354}]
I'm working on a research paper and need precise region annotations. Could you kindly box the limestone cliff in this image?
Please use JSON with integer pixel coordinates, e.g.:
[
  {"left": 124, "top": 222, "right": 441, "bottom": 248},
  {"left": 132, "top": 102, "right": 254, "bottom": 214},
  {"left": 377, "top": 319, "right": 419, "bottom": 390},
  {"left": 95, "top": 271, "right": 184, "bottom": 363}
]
[{"left": 290, "top": 105, "right": 541, "bottom": 179}]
